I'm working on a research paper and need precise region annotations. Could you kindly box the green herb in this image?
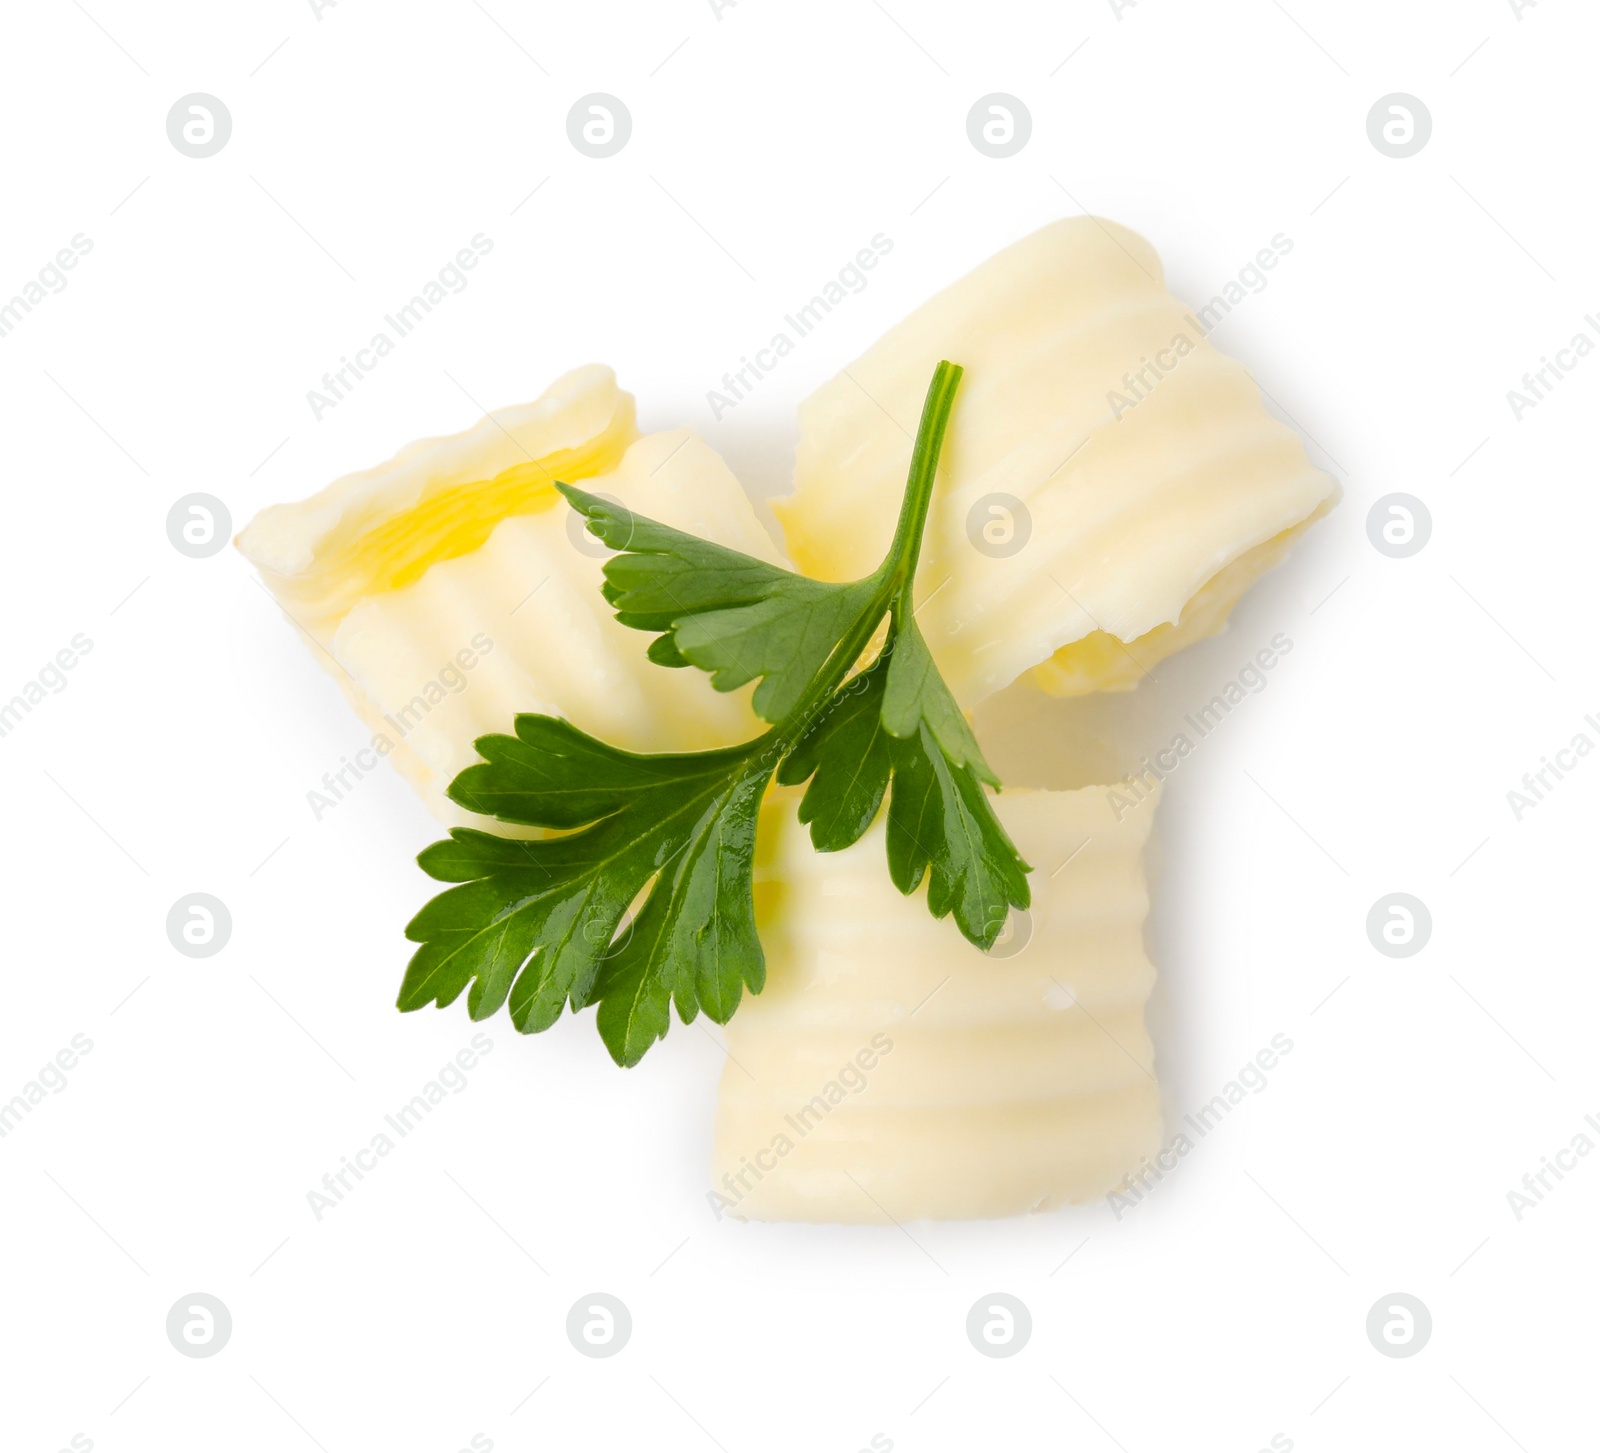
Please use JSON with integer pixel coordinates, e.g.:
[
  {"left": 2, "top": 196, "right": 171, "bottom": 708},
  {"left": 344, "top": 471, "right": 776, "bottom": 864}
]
[{"left": 397, "top": 361, "right": 1030, "bottom": 1066}]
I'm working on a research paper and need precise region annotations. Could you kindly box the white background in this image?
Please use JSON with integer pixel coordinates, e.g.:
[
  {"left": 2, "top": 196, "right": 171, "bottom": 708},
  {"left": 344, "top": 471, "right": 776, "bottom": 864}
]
[{"left": 1, "top": 1, "right": 1595, "bottom": 1450}]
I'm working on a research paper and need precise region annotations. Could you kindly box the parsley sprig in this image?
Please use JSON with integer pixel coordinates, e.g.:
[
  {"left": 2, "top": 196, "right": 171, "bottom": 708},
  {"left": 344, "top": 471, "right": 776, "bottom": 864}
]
[{"left": 398, "top": 361, "right": 1030, "bottom": 1065}]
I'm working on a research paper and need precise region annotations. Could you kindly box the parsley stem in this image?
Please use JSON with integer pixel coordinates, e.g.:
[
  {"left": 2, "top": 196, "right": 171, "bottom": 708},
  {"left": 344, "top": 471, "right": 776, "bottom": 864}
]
[
  {"left": 883, "top": 359, "right": 963, "bottom": 591},
  {"left": 764, "top": 360, "right": 963, "bottom": 753}
]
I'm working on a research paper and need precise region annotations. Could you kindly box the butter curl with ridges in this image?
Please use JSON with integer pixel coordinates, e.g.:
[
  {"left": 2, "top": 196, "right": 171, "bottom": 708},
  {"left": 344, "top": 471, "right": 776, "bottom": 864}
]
[
  {"left": 237, "top": 368, "right": 783, "bottom": 825},
  {"left": 712, "top": 786, "right": 1162, "bottom": 1223},
  {"left": 775, "top": 217, "right": 1338, "bottom": 708},
  {"left": 236, "top": 364, "right": 636, "bottom": 646}
]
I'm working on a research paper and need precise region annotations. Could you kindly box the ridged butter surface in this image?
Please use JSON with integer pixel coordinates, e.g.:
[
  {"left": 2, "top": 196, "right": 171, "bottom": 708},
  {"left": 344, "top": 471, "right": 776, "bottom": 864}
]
[
  {"left": 328, "top": 429, "right": 780, "bottom": 823},
  {"left": 713, "top": 787, "right": 1162, "bottom": 1222},
  {"left": 237, "top": 368, "right": 781, "bottom": 824},
  {"left": 237, "top": 364, "right": 636, "bottom": 645},
  {"left": 774, "top": 217, "right": 1338, "bottom": 707}
]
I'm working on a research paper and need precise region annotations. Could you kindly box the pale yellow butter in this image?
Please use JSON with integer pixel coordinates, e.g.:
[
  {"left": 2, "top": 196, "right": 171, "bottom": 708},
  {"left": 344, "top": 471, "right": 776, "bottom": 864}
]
[
  {"left": 238, "top": 367, "right": 779, "bottom": 824},
  {"left": 775, "top": 217, "right": 1337, "bottom": 707},
  {"left": 713, "top": 787, "right": 1162, "bottom": 1222}
]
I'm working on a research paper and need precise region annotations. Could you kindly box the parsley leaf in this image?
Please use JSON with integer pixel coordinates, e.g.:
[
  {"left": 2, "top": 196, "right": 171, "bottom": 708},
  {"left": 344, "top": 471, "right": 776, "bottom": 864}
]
[
  {"left": 774, "top": 651, "right": 894, "bottom": 851},
  {"left": 398, "top": 718, "right": 767, "bottom": 1062},
  {"left": 400, "top": 361, "right": 1031, "bottom": 1065},
  {"left": 563, "top": 490, "right": 881, "bottom": 724}
]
